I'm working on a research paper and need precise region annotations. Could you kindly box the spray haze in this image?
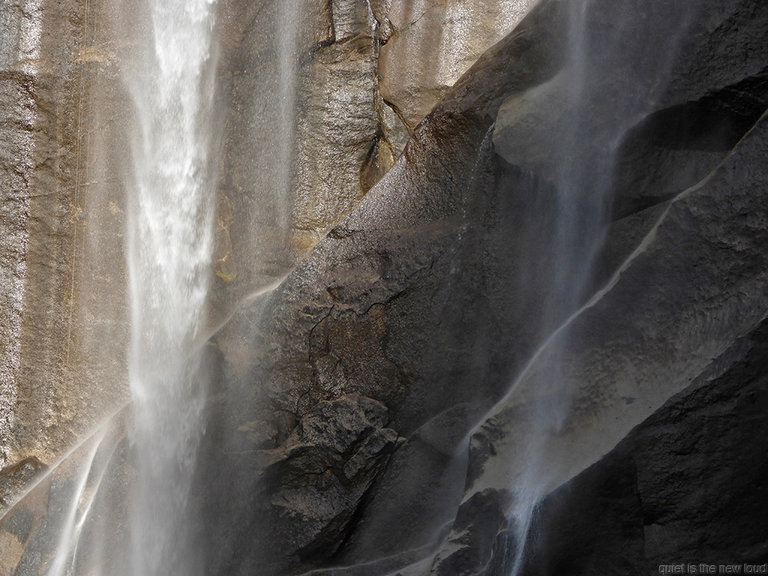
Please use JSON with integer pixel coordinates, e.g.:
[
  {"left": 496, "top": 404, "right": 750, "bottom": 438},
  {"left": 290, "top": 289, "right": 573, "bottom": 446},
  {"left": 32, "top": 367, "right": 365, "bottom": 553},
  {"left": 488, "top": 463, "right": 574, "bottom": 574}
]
[{"left": 123, "top": 1, "right": 219, "bottom": 574}]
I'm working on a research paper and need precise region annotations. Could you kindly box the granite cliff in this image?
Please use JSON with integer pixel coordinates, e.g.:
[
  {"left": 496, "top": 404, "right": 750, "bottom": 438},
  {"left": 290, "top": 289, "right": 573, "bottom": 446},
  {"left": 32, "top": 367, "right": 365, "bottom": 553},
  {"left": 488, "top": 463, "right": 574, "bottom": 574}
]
[{"left": 1, "top": 1, "right": 767, "bottom": 575}]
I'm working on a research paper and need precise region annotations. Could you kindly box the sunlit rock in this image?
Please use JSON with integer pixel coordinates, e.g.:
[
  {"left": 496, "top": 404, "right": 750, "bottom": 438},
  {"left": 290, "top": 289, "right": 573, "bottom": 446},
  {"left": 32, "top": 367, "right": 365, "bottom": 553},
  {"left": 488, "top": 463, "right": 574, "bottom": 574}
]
[
  {"left": 379, "top": 0, "right": 540, "bottom": 128},
  {"left": 1, "top": 0, "right": 767, "bottom": 575}
]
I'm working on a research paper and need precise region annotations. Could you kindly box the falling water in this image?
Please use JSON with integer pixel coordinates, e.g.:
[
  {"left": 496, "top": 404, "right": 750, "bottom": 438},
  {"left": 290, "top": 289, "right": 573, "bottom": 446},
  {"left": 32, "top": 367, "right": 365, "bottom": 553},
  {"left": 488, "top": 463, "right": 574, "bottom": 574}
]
[
  {"left": 123, "top": 1, "right": 219, "bottom": 575},
  {"left": 494, "top": 2, "right": 702, "bottom": 574},
  {"left": 46, "top": 431, "right": 105, "bottom": 576},
  {"left": 274, "top": 2, "right": 299, "bottom": 233},
  {"left": 502, "top": 3, "right": 608, "bottom": 573}
]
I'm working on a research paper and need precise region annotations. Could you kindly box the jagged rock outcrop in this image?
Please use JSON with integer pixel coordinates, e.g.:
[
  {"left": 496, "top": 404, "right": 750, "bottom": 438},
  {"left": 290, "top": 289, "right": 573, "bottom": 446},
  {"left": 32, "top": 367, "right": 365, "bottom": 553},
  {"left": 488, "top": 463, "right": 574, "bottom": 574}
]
[
  {"left": 2, "top": 0, "right": 767, "bottom": 575},
  {"left": 211, "top": 0, "right": 537, "bottom": 317},
  {"left": 202, "top": 0, "right": 768, "bottom": 574},
  {"left": 0, "top": 0, "right": 529, "bottom": 490}
]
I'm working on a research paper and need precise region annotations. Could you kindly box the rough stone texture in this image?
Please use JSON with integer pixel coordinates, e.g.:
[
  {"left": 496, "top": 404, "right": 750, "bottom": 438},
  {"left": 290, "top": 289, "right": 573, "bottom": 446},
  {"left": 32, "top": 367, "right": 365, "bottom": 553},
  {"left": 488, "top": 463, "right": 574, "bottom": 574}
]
[
  {"left": 198, "top": 4, "right": 573, "bottom": 572},
  {"left": 209, "top": 0, "right": 541, "bottom": 324},
  {"left": 0, "top": 415, "right": 130, "bottom": 576},
  {"left": 202, "top": 112, "right": 507, "bottom": 575},
  {"left": 203, "top": 0, "right": 768, "bottom": 574},
  {"left": 211, "top": 0, "right": 383, "bottom": 322},
  {"left": 2, "top": 1, "right": 768, "bottom": 575},
  {"left": 515, "top": 317, "right": 768, "bottom": 575},
  {"left": 0, "top": 0, "right": 36, "bottom": 469},
  {"left": 0, "top": 458, "right": 46, "bottom": 511},
  {"left": 0, "top": 0, "right": 129, "bottom": 478},
  {"left": 379, "top": 0, "right": 539, "bottom": 129},
  {"left": 292, "top": 0, "right": 379, "bottom": 234}
]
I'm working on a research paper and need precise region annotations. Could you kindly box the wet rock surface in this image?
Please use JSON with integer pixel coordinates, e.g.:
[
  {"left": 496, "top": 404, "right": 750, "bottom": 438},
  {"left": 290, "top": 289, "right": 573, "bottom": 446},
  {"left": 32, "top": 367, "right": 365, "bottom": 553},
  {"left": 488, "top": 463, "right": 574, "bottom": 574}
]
[
  {"left": 514, "top": 317, "right": 768, "bottom": 575},
  {"left": 204, "top": 0, "right": 768, "bottom": 574},
  {"left": 0, "top": 409, "right": 131, "bottom": 576},
  {"left": 0, "top": 0, "right": 544, "bottom": 477},
  {"left": 492, "top": 0, "right": 768, "bottom": 221},
  {"left": 379, "top": 0, "right": 539, "bottom": 128},
  {"left": 0, "top": 0, "right": 129, "bottom": 471},
  {"left": 211, "top": 0, "right": 537, "bottom": 323},
  {"left": 0, "top": 458, "right": 46, "bottom": 513},
  {"left": 1, "top": 0, "right": 767, "bottom": 575}
]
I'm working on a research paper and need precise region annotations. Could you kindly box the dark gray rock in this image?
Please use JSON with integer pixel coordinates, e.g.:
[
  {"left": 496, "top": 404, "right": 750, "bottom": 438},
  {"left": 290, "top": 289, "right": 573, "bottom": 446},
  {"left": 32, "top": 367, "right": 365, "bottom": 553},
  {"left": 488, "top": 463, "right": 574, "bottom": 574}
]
[
  {"left": 206, "top": 0, "right": 768, "bottom": 574},
  {"left": 492, "top": 0, "right": 768, "bottom": 222},
  {"left": 428, "top": 0, "right": 768, "bottom": 569},
  {"left": 513, "top": 316, "right": 768, "bottom": 575},
  {"left": 3, "top": 1, "right": 768, "bottom": 575},
  {"left": 433, "top": 111, "right": 768, "bottom": 576},
  {"left": 262, "top": 395, "right": 398, "bottom": 560},
  {"left": 200, "top": 4, "right": 586, "bottom": 573}
]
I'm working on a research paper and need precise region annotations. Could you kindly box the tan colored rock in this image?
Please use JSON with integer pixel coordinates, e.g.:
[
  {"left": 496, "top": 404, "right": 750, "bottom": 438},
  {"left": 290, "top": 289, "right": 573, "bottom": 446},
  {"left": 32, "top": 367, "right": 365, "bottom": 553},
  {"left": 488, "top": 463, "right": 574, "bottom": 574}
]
[
  {"left": 0, "top": 0, "right": 129, "bottom": 471},
  {"left": 0, "top": 532, "right": 24, "bottom": 575},
  {"left": 210, "top": 0, "right": 387, "bottom": 322},
  {"left": 292, "top": 0, "right": 379, "bottom": 233},
  {"left": 0, "top": 0, "right": 546, "bottom": 476},
  {"left": 379, "top": 0, "right": 539, "bottom": 128}
]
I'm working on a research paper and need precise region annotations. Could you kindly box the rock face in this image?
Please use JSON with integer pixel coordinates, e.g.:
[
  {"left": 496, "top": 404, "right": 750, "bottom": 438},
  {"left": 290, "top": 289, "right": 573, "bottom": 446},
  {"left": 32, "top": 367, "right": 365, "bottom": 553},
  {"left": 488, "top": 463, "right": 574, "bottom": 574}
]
[
  {"left": 516, "top": 317, "right": 768, "bottom": 575},
  {"left": 0, "top": 414, "right": 130, "bottom": 576},
  {"left": 0, "top": 0, "right": 129, "bottom": 483},
  {"left": 0, "top": 0, "right": 530, "bottom": 491},
  {"left": 202, "top": 0, "right": 768, "bottom": 574},
  {"left": 378, "top": 0, "right": 539, "bottom": 128},
  {"left": 209, "top": 0, "right": 538, "bottom": 320},
  {"left": 1, "top": 1, "right": 768, "bottom": 576}
]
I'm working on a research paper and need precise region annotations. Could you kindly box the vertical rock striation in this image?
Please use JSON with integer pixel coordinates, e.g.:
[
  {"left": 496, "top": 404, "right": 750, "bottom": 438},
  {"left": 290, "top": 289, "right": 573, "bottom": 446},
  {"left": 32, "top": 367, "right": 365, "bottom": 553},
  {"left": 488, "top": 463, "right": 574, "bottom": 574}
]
[{"left": 0, "top": 0, "right": 129, "bottom": 481}]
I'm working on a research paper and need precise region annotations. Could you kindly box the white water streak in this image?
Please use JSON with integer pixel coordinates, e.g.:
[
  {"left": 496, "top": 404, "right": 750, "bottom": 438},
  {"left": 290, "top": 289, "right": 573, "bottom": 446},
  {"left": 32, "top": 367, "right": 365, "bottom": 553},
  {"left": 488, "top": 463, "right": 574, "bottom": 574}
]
[
  {"left": 275, "top": 2, "right": 299, "bottom": 232},
  {"left": 123, "top": 1, "right": 219, "bottom": 575},
  {"left": 46, "top": 430, "right": 107, "bottom": 576}
]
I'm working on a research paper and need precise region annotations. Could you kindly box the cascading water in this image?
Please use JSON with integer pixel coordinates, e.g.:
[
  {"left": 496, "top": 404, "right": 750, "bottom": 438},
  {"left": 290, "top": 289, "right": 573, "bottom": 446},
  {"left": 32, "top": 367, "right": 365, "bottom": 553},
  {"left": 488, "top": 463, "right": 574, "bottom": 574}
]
[
  {"left": 123, "top": 1, "right": 219, "bottom": 575},
  {"left": 484, "top": 2, "right": 704, "bottom": 574},
  {"left": 4, "top": 1, "right": 749, "bottom": 575},
  {"left": 500, "top": 3, "right": 611, "bottom": 573},
  {"left": 503, "top": 0, "right": 601, "bottom": 566}
]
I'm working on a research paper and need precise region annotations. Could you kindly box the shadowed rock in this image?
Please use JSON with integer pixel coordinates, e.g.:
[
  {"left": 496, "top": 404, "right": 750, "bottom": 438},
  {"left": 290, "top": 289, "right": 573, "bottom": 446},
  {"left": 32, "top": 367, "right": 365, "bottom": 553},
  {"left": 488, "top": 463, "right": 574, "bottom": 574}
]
[
  {"left": 2, "top": 0, "right": 767, "bottom": 574},
  {"left": 205, "top": 0, "right": 768, "bottom": 574},
  {"left": 515, "top": 317, "right": 768, "bottom": 575}
]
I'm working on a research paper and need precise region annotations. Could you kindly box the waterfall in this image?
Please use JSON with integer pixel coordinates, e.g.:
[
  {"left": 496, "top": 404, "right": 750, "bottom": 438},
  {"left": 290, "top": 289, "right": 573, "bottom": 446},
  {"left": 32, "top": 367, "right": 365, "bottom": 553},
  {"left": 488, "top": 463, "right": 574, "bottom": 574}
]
[
  {"left": 503, "top": 3, "right": 609, "bottom": 573},
  {"left": 123, "top": 1, "right": 219, "bottom": 575},
  {"left": 489, "top": 2, "right": 703, "bottom": 574},
  {"left": 4, "top": 0, "right": 749, "bottom": 574}
]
